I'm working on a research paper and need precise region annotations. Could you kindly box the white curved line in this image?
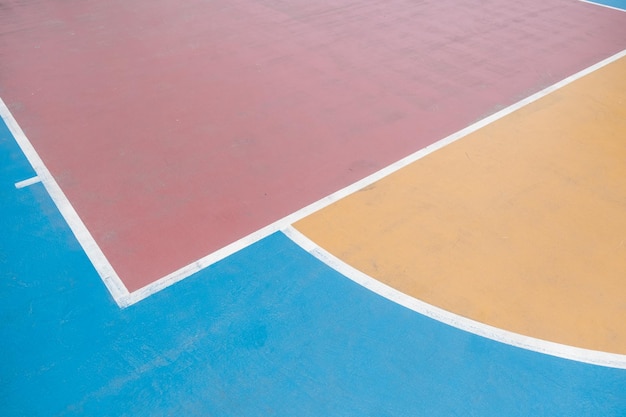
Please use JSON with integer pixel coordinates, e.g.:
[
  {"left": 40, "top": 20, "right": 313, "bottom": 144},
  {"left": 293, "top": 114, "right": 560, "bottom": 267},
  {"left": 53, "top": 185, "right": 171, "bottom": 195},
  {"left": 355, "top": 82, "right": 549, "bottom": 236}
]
[
  {"left": 3, "top": 48, "right": 625, "bottom": 308},
  {"left": 283, "top": 226, "right": 626, "bottom": 369}
]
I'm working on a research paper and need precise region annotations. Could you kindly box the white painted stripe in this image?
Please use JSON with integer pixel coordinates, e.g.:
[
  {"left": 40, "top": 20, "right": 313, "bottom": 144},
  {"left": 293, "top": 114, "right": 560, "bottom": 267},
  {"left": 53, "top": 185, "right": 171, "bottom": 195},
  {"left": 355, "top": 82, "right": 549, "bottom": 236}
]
[
  {"left": 282, "top": 226, "right": 626, "bottom": 369},
  {"left": 14, "top": 176, "right": 41, "bottom": 189},
  {"left": 124, "top": 49, "right": 626, "bottom": 306},
  {"left": 0, "top": 98, "right": 131, "bottom": 308},
  {"left": 578, "top": 0, "right": 626, "bottom": 13}
]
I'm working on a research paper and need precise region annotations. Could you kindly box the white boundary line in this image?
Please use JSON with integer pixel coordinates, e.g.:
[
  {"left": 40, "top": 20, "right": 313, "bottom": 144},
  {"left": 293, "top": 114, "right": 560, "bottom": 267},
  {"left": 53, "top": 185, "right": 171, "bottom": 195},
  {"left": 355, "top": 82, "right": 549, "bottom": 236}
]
[
  {"left": 579, "top": 0, "right": 626, "bottom": 13},
  {"left": 126, "top": 48, "right": 626, "bottom": 305},
  {"left": 283, "top": 226, "right": 626, "bottom": 369},
  {"left": 2, "top": 49, "right": 625, "bottom": 308},
  {"left": 0, "top": 98, "right": 131, "bottom": 307},
  {"left": 14, "top": 175, "right": 41, "bottom": 189}
]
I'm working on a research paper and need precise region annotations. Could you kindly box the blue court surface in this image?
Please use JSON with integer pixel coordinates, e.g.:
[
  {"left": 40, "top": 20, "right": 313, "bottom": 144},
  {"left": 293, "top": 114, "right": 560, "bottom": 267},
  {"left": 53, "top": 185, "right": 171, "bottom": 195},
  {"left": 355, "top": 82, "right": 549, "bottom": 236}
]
[{"left": 2, "top": 116, "right": 626, "bottom": 416}]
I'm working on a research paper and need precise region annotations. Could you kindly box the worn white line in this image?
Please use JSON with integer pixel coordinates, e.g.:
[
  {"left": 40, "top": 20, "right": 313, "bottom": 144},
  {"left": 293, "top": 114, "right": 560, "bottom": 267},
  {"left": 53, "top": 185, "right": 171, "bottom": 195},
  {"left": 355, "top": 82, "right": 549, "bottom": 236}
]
[
  {"left": 282, "top": 226, "right": 626, "bottom": 369},
  {"left": 14, "top": 176, "right": 41, "bottom": 189},
  {"left": 579, "top": 0, "right": 626, "bottom": 13},
  {"left": 125, "top": 48, "right": 626, "bottom": 307},
  {"left": 0, "top": 98, "right": 130, "bottom": 307}
]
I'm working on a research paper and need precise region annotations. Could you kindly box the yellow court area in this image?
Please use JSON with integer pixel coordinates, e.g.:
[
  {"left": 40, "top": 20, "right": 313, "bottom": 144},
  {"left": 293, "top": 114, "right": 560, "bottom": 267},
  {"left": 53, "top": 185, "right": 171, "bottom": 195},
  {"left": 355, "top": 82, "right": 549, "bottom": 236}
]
[{"left": 295, "top": 57, "right": 626, "bottom": 354}]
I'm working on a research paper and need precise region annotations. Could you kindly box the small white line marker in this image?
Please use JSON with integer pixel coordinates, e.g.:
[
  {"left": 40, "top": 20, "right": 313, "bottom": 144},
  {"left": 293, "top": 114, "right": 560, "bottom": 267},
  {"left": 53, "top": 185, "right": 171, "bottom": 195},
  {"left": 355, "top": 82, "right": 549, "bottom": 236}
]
[
  {"left": 14, "top": 176, "right": 41, "bottom": 189},
  {"left": 282, "top": 226, "right": 626, "bottom": 369}
]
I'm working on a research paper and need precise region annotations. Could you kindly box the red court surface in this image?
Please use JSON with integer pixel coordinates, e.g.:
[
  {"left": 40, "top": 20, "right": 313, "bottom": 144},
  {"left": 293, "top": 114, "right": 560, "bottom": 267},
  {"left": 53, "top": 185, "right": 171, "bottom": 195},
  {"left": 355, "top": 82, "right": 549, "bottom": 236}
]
[{"left": 1, "top": 0, "right": 626, "bottom": 293}]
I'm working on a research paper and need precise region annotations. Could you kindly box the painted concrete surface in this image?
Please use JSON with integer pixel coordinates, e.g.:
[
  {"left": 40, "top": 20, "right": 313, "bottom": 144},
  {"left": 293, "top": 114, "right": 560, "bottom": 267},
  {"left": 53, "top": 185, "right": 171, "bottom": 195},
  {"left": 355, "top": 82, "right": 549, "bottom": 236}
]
[
  {"left": 295, "top": 56, "right": 626, "bottom": 354},
  {"left": 2, "top": 139, "right": 626, "bottom": 415},
  {"left": 2, "top": 0, "right": 626, "bottom": 291}
]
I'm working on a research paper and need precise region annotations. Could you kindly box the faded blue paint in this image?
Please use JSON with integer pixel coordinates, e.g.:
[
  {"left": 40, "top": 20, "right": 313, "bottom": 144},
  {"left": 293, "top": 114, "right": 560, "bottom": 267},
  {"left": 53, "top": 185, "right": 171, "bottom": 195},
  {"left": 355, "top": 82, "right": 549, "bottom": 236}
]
[
  {"left": 1, "top": 121, "right": 626, "bottom": 416},
  {"left": 586, "top": 0, "right": 626, "bottom": 11}
]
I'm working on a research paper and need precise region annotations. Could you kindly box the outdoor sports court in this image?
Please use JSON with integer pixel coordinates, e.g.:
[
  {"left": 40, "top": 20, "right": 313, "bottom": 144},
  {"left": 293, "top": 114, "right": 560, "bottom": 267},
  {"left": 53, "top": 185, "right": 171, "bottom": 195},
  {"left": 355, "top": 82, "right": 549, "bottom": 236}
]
[{"left": 1, "top": 0, "right": 626, "bottom": 415}]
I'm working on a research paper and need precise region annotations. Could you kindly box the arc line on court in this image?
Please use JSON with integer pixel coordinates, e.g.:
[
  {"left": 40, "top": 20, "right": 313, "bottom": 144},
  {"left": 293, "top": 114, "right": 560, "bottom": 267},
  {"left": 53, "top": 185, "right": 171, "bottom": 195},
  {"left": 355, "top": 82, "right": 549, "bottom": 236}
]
[
  {"left": 2, "top": 48, "right": 626, "bottom": 308},
  {"left": 282, "top": 226, "right": 626, "bottom": 369}
]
